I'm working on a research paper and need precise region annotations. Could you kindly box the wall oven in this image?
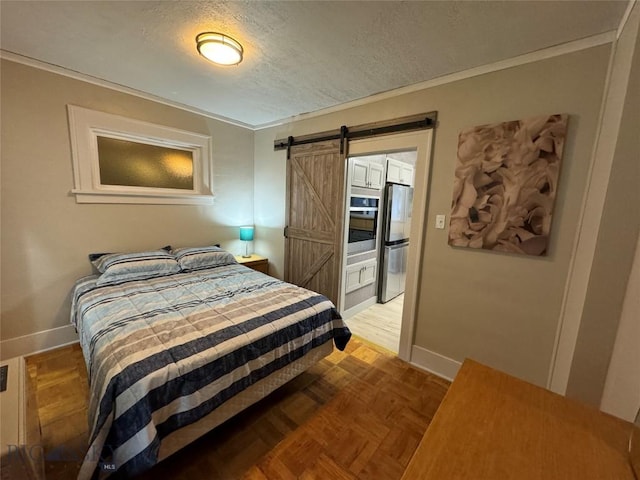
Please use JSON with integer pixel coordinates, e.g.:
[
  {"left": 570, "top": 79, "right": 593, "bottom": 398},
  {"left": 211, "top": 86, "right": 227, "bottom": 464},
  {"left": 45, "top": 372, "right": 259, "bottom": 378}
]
[{"left": 347, "top": 195, "right": 379, "bottom": 254}]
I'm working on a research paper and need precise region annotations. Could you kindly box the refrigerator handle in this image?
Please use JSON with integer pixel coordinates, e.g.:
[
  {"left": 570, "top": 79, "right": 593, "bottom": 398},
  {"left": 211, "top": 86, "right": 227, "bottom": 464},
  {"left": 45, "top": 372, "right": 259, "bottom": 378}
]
[{"left": 386, "top": 242, "right": 409, "bottom": 250}]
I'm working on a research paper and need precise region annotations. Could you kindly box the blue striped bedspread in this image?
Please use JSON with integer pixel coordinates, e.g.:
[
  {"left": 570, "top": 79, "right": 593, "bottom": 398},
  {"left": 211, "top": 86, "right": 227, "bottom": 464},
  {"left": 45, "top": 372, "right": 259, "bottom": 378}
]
[{"left": 70, "top": 264, "right": 351, "bottom": 479}]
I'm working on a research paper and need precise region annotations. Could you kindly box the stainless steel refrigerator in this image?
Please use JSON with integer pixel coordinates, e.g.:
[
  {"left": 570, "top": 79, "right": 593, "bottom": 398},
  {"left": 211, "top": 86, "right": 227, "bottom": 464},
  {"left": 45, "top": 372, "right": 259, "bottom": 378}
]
[{"left": 379, "top": 183, "right": 414, "bottom": 303}]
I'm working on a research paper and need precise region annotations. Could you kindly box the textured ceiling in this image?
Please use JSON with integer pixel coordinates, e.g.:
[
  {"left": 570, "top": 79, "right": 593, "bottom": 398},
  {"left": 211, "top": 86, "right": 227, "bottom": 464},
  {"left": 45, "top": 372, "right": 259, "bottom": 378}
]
[{"left": 0, "top": 1, "right": 628, "bottom": 128}]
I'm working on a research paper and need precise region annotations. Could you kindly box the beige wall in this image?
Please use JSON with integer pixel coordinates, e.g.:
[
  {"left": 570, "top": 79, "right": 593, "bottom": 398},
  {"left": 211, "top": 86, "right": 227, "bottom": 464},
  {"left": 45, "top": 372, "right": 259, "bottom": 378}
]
[
  {"left": 601, "top": 234, "right": 640, "bottom": 421},
  {"left": 567, "top": 11, "right": 640, "bottom": 406},
  {"left": 255, "top": 44, "right": 612, "bottom": 386},
  {"left": 1, "top": 60, "right": 254, "bottom": 342}
]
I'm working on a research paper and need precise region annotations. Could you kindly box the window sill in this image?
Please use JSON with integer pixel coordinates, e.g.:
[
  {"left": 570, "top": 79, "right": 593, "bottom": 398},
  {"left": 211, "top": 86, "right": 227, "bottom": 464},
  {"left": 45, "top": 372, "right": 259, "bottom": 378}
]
[{"left": 71, "top": 190, "right": 215, "bottom": 205}]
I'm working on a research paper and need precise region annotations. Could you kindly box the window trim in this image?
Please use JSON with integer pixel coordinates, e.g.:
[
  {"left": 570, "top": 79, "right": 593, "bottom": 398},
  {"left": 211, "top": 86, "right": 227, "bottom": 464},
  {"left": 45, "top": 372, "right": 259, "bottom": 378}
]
[{"left": 67, "top": 105, "right": 214, "bottom": 204}]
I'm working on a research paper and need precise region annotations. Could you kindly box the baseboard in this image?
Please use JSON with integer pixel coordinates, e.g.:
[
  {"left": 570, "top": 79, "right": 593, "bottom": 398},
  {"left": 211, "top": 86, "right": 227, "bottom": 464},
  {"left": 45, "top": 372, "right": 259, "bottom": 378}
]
[
  {"left": 409, "top": 345, "right": 462, "bottom": 382},
  {"left": 0, "top": 325, "right": 79, "bottom": 361}
]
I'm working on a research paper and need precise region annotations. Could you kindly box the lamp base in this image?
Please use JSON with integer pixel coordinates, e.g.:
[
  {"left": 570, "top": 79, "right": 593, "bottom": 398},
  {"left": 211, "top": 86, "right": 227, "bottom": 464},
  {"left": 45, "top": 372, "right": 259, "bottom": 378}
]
[{"left": 242, "top": 254, "right": 252, "bottom": 258}]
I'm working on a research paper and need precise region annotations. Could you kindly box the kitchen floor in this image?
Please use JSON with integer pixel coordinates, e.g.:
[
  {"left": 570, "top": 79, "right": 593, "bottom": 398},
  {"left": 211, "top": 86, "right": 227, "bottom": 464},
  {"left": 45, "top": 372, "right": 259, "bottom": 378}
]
[{"left": 344, "top": 294, "right": 404, "bottom": 353}]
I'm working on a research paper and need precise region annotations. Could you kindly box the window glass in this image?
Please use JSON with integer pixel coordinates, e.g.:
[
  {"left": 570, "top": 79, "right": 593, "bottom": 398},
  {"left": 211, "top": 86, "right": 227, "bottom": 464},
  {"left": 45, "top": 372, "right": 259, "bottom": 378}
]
[{"left": 97, "top": 136, "right": 194, "bottom": 190}]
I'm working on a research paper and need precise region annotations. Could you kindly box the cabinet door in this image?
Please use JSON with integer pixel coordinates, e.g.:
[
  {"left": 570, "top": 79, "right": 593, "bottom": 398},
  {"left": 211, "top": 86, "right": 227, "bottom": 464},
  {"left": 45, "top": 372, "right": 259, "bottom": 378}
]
[
  {"left": 344, "top": 259, "right": 378, "bottom": 293},
  {"left": 360, "top": 261, "right": 377, "bottom": 287},
  {"left": 386, "top": 159, "right": 402, "bottom": 184},
  {"left": 345, "top": 264, "right": 363, "bottom": 293},
  {"left": 368, "top": 163, "right": 385, "bottom": 189},
  {"left": 400, "top": 164, "right": 414, "bottom": 186},
  {"left": 351, "top": 159, "right": 369, "bottom": 188}
]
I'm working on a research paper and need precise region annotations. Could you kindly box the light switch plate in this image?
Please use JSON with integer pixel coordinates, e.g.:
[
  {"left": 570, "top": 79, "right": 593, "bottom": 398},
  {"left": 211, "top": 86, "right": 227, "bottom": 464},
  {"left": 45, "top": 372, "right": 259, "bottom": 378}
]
[{"left": 435, "top": 214, "right": 446, "bottom": 229}]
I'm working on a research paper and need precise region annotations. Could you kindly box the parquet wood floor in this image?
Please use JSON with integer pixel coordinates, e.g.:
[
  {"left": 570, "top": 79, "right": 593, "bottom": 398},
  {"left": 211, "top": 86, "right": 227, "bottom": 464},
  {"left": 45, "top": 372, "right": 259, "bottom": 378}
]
[{"left": 26, "top": 337, "right": 449, "bottom": 480}]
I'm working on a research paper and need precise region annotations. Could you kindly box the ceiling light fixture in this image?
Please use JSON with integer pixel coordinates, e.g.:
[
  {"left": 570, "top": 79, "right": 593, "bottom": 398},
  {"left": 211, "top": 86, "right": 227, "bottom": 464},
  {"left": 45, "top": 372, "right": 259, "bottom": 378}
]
[{"left": 196, "top": 32, "right": 243, "bottom": 66}]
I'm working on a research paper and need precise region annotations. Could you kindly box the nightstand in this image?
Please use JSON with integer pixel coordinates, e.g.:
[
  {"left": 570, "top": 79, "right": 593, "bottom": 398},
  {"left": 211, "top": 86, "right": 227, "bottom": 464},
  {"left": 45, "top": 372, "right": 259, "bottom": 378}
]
[{"left": 235, "top": 254, "right": 269, "bottom": 275}]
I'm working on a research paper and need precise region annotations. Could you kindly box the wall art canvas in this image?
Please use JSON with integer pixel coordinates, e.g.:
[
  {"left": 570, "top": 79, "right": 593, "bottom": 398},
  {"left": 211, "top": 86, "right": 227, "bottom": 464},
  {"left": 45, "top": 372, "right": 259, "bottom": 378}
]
[{"left": 449, "top": 113, "right": 568, "bottom": 256}]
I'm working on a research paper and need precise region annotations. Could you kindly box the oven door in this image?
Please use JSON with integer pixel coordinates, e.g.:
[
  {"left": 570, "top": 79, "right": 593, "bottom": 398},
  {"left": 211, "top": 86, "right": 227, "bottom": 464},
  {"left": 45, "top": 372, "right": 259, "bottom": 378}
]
[{"left": 347, "top": 196, "right": 379, "bottom": 254}]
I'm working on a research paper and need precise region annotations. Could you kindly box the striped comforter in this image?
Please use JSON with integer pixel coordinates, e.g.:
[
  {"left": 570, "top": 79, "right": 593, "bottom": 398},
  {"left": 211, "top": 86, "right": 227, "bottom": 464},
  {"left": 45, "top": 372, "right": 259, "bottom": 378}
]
[{"left": 70, "top": 264, "right": 350, "bottom": 479}]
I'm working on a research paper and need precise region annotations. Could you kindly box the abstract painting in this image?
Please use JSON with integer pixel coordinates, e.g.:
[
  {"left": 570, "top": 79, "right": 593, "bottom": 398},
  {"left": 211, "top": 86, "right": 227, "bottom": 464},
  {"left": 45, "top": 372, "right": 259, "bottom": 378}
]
[{"left": 448, "top": 113, "right": 568, "bottom": 256}]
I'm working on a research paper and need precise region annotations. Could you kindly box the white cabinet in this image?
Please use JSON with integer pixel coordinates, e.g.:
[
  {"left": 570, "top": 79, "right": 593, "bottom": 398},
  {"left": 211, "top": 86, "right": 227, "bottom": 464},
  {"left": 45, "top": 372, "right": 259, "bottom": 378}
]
[
  {"left": 345, "top": 265, "right": 363, "bottom": 293},
  {"left": 351, "top": 160, "right": 369, "bottom": 188},
  {"left": 386, "top": 158, "right": 414, "bottom": 186},
  {"left": 368, "top": 162, "right": 385, "bottom": 189},
  {"left": 360, "top": 260, "right": 377, "bottom": 285},
  {"left": 344, "top": 259, "right": 377, "bottom": 293},
  {"left": 352, "top": 158, "right": 385, "bottom": 190}
]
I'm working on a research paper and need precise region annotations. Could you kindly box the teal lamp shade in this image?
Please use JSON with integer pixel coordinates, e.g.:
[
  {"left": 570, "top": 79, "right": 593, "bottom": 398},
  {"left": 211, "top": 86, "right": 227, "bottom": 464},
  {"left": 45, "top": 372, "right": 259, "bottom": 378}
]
[
  {"left": 239, "top": 226, "right": 254, "bottom": 242},
  {"left": 240, "top": 226, "right": 254, "bottom": 257}
]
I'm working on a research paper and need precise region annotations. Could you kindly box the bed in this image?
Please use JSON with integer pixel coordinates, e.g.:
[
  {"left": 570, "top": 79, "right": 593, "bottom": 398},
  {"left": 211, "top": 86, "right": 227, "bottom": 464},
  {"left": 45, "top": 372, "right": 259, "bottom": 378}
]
[{"left": 70, "top": 247, "right": 351, "bottom": 479}]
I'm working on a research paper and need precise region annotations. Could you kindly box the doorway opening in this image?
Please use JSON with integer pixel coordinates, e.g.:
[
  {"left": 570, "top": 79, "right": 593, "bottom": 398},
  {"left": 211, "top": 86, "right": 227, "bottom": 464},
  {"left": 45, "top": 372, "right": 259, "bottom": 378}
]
[
  {"left": 341, "top": 150, "right": 416, "bottom": 353},
  {"left": 339, "top": 131, "right": 434, "bottom": 358}
]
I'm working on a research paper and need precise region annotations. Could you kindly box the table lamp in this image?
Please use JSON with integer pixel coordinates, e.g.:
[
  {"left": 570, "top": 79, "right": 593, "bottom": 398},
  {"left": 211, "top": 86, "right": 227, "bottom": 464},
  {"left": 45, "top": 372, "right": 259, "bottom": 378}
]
[{"left": 239, "top": 226, "right": 254, "bottom": 258}]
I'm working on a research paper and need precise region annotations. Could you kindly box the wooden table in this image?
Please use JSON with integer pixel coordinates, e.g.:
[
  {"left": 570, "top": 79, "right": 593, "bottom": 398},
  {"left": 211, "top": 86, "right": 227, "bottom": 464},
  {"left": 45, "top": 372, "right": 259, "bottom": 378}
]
[{"left": 402, "top": 359, "right": 634, "bottom": 480}]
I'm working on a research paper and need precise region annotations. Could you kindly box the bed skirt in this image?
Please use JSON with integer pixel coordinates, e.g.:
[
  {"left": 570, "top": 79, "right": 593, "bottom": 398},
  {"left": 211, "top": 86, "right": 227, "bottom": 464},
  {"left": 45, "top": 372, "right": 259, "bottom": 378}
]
[{"left": 158, "top": 340, "right": 333, "bottom": 461}]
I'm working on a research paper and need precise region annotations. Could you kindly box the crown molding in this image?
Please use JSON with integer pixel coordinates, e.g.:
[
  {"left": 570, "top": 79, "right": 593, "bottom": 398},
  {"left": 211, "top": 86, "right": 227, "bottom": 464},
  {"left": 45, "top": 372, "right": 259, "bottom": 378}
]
[{"left": 0, "top": 50, "right": 255, "bottom": 130}]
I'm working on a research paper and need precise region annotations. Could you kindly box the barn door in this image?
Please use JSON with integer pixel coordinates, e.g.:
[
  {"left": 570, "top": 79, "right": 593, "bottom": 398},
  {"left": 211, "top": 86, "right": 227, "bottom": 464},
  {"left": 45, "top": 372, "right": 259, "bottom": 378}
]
[{"left": 285, "top": 140, "right": 346, "bottom": 306}]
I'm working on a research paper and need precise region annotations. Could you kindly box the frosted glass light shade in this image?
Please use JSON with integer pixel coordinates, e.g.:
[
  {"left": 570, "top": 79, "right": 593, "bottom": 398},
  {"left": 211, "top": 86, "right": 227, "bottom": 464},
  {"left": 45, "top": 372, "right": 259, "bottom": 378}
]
[{"left": 196, "top": 32, "right": 243, "bottom": 66}]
